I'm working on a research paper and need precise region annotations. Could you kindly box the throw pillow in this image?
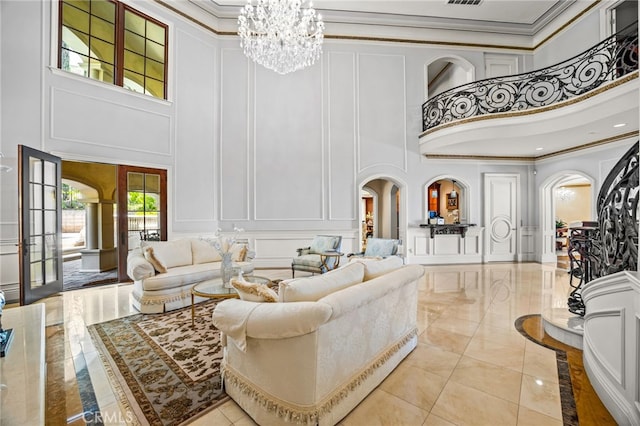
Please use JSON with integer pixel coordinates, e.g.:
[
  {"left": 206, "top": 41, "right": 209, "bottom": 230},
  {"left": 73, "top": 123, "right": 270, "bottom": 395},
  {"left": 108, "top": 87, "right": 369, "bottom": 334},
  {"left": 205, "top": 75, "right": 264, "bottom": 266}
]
[
  {"left": 231, "top": 278, "right": 278, "bottom": 303},
  {"left": 232, "top": 244, "right": 248, "bottom": 262},
  {"left": 143, "top": 246, "right": 167, "bottom": 273}
]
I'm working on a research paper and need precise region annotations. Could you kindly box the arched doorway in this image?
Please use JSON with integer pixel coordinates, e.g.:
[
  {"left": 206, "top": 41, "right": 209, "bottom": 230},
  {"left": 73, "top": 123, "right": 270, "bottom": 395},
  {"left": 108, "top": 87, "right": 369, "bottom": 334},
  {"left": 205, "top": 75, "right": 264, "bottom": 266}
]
[
  {"left": 359, "top": 176, "right": 406, "bottom": 254},
  {"left": 539, "top": 171, "right": 595, "bottom": 264},
  {"left": 425, "top": 56, "right": 475, "bottom": 99}
]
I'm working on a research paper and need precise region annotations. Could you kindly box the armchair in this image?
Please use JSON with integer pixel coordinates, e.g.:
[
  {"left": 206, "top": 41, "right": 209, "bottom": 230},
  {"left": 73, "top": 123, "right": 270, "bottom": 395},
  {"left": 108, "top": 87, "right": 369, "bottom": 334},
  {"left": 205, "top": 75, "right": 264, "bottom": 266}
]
[
  {"left": 349, "top": 237, "right": 402, "bottom": 259},
  {"left": 291, "top": 235, "right": 343, "bottom": 277}
]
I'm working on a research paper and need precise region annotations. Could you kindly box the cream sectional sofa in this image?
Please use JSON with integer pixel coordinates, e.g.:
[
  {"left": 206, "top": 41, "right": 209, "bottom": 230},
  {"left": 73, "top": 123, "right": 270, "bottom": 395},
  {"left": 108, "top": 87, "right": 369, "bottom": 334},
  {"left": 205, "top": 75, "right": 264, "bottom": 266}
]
[
  {"left": 212, "top": 257, "right": 424, "bottom": 425},
  {"left": 127, "top": 238, "right": 254, "bottom": 313}
]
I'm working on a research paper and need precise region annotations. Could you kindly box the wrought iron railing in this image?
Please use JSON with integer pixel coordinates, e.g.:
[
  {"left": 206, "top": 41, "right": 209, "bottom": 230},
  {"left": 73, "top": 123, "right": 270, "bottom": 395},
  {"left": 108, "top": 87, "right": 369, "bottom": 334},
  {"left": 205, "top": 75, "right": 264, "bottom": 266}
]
[
  {"left": 422, "top": 22, "right": 638, "bottom": 132},
  {"left": 567, "top": 141, "right": 639, "bottom": 316},
  {"left": 595, "top": 140, "right": 639, "bottom": 276}
]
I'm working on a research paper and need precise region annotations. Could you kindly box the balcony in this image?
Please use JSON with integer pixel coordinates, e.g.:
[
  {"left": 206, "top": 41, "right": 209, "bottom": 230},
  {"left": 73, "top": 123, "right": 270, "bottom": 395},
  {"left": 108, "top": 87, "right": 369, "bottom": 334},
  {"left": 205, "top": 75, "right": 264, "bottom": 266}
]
[{"left": 419, "top": 22, "right": 638, "bottom": 159}]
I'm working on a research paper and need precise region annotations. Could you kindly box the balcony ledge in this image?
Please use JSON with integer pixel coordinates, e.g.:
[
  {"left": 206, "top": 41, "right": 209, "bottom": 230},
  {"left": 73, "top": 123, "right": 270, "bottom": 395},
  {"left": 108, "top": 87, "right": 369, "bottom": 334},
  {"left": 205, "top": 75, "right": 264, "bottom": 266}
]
[{"left": 419, "top": 71, "right": 639, "bottom": 160}]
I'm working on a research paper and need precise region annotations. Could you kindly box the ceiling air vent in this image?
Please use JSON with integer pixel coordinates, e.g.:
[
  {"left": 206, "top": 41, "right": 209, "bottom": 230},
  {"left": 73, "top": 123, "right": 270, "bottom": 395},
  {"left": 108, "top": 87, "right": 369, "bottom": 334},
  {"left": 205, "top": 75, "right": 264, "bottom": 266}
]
[{"left": 447, "top": 0, "right": 482, "bottom": 5}]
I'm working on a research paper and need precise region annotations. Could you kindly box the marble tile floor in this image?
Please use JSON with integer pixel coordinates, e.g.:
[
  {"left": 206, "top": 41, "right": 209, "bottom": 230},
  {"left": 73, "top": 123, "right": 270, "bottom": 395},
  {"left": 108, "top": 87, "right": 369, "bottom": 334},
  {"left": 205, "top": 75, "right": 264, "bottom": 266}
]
[{"left": 25, "top": 262, "right": 603, "bottom": 425}]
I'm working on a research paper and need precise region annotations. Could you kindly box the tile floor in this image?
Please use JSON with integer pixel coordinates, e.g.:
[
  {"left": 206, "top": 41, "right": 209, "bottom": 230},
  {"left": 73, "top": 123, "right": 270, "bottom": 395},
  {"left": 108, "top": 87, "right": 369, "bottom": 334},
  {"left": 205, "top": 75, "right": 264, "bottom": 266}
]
[{"left": 35, "top": 262, "right": 574, "bottom": 425}]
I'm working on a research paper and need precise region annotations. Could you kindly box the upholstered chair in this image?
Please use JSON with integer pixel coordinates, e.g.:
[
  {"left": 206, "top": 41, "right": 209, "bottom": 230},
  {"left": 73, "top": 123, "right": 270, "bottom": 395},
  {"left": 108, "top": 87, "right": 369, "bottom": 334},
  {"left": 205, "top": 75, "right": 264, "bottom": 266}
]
[
  {"left": 291, "top": 235, "right": 343, "bottom": 277},
  {"left": 348, "top": 237, "right": 402, "bottom": 260}
]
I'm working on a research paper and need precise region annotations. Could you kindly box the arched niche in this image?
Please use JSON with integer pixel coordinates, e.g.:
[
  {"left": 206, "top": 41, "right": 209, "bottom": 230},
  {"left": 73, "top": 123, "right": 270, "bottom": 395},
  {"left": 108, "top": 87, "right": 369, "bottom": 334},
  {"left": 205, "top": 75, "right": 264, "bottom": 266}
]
[{"left": 424, "top": 176, "right": 469, "bottom": 224}]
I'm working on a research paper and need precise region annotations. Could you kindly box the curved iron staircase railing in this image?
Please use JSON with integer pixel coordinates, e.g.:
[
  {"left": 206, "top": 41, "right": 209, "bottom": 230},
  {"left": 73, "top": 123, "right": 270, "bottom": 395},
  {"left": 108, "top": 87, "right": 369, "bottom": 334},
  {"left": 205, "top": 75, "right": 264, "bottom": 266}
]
[
  {"left": 422, "top": 22, "right": 638, "bottom": 133},
  {"left": 567, "top": 141, "right": 639, "bottom": 316}
]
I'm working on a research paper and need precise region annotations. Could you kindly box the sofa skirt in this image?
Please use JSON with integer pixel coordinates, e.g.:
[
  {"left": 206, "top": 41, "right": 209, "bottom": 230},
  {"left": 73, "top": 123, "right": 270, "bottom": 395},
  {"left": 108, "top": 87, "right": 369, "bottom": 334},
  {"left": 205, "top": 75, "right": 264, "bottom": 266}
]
[{"left": 223, "top": 329, "right": 418, "bottom": 426}]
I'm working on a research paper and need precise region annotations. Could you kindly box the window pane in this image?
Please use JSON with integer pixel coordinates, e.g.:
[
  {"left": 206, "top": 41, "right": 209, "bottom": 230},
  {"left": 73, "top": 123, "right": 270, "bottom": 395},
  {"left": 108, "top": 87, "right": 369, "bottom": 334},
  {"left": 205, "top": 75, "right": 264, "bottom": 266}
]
[
  {"left": 128, "top": 172, "right": 145, "bottom": 192},
  {"left": 124, "top": 10, "right": 145, "bottom": 36},
  {"left": 147, "top": 21, "right": 165, "bottom": 45},
  {"left": 96, "top": 61, "right": 115, "bottom": 84},
  {"left": 62, "top": 49, "right": 89, "bottom": 76},
  {"left": 89, "top": 38, "right": 114, "bottom": 63},
  {"left": 44, "top": 160, "right": 56, "bottom": 185},
  {"left": 146, "top": 40, "right": 164, "bottom": 63},
  {"left": 30, "top": 157, "right": 42, "bottom": 182},
  {"left": 44, "top": 186, "right": 57, "bottom": 210},
  {"left": 45, "top": 258, "right": 58, "bottom": 283},
  {"left": 31, "top": 184, "right": 42, "bottom": 210},
  {"left": 124, "top": 50, "right": 145, "bottom": 74},
  {"left": 145, "top": 78, "right": 164, "bottom": 99},
  {"left": 45, "top": 235, "right": 58, "bottom": 260},
  {"left": 63, "top": 3, "right": 90, "bottom": 34},
  {"left": 45, "top": 211, "right": 57, "bottom": 235},
  {"left": 67, "top": 0, "right": 89, "bottom": 12},
  {"left": 145, "top": 174, "right": 160, "bottom": 193},
  {"left": 31, "top": 236, "right": 43, "bottom": 263},
  {"left": 62, "top": 27, "right": 90, "bottom": 56},
  {"left": 92, "top": 0, "right": 115, "bottom": 23},
  {"left": 31, "top": 262, "right": 43, "bottom": 287},
  {"left": 124, "top": 70, "right": 145, "bottom": 94},
  {"left": 124, "top": 30, "right": 145, "bottom": 55},
  {"left": 145, "top": 193, "right": 160, "bottom": 213},
  {"left": 31, "top": 210, "right": 43, "bottom": 235},
  {"left": 145, "top": 58, "right": 164, "bottom": 80},
  {"left": 90, "top": 16, "right": 115, "bottom": 43}
]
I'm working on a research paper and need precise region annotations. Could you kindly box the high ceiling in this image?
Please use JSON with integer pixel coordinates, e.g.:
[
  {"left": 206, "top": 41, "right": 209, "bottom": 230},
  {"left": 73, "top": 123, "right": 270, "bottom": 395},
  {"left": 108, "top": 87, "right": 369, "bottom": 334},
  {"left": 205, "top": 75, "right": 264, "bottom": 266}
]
[
  {"left": 181, "top": 0, "right": 637, "bottom": 159},
  {"left": 189, "top": 0, "right": 586, "bottom": 41}
]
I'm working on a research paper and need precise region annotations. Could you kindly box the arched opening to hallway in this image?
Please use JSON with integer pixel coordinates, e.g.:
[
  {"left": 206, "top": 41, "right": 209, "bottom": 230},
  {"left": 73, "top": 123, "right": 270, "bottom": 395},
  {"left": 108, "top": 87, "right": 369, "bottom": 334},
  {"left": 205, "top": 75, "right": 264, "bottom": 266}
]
[
  {"left": 539, "top": 171, "right": 595, "bottom": 266},
  {"left": 359, "top": 177, "right": 406, "bottom": 254}
]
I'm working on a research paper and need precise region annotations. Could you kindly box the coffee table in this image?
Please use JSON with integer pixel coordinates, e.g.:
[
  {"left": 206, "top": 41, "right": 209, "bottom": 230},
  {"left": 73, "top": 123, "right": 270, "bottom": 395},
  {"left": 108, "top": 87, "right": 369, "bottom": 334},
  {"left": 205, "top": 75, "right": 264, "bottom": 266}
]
[{"left": 190, "top": 275, "right": 272, "bottom": 325}]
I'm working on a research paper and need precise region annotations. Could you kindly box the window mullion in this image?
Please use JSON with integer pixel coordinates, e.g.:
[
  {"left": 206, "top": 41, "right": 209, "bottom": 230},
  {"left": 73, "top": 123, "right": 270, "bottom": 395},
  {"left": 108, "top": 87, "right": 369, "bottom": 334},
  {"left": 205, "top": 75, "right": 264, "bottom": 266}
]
[{"left": 115, "top": 2, "right": 125, "bottom": 88}]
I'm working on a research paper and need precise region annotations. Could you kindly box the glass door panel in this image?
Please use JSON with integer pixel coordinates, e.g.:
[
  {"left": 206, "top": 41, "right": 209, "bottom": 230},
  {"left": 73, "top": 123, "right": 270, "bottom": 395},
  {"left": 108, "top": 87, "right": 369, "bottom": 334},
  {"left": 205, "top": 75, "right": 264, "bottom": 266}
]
[
  {"left": 117, "top": 165, "right": 167, "bottom": 282},
  {"left": 19, "top": 145, "right": 63, "bottom": 304}
]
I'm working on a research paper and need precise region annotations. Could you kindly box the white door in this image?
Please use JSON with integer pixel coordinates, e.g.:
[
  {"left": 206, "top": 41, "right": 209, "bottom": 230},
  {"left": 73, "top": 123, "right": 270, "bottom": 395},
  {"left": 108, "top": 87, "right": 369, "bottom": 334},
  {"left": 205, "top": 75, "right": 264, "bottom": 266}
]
[{"left": 484, "top": 173, "right": 519, "bottom": 262}]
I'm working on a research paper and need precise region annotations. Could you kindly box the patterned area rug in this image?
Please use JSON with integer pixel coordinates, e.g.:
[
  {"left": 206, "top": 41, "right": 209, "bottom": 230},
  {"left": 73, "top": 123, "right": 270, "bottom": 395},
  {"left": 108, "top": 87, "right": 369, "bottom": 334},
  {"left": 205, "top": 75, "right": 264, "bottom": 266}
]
[{"left": 88, "top": 301, "right": 228, "bottom": 425}]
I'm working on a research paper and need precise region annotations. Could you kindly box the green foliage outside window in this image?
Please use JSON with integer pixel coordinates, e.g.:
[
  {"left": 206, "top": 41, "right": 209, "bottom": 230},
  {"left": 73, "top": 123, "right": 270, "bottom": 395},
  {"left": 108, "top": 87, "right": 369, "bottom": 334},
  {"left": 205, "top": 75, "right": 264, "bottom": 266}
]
[
  {"left": 128, "top": 192, "right": 157, "bottom": 213},
  {"left": 62, "top": 183, "right": 85, "bottom": 210}
]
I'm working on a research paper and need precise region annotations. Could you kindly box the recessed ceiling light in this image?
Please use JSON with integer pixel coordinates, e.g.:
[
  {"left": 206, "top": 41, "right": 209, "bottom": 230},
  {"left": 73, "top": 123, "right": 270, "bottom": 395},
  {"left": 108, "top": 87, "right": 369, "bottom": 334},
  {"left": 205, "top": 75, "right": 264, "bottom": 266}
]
[
  {"left": 535, "top": 147, "right": 544, "bottom": 151},
  {"left": 613, "top": 123, "right": 627, "bottom": 128},
  {"left": 588, "top": 131, "right": 597, "bottom": 134}
]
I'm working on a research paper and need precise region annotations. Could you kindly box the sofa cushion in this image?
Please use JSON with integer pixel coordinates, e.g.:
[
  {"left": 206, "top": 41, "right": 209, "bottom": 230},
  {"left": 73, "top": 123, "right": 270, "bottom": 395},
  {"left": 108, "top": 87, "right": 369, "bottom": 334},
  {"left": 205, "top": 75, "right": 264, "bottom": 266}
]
[
  {"left": 143, "top": 246, "right": 167, "bottom": 273},
  {"left": 278, "top": 261, "right": 365, "bottom": 302},
  {"left": 352, "top": 255, "right": 404, "bottom": 280},
  {"left": 231, "top": 278, "right": 278, "bottom": 303},
  {"left": 142, "top": 239, "right": 193, "bottom": 269},
  {"left": 191, "top": 239, "right": 223, "bottom": 264}
]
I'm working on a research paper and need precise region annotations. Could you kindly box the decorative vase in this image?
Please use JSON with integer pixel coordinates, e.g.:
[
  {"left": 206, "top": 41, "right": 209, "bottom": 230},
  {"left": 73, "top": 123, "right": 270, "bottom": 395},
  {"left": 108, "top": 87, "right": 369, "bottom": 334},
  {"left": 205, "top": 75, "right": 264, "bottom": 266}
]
[{"left": 221, "top": 252, "right": 234, "bottom": 288}]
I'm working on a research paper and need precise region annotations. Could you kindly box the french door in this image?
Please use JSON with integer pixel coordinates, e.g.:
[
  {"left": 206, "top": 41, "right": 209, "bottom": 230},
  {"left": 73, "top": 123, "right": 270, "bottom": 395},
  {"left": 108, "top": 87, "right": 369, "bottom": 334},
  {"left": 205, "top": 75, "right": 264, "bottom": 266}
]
[
  {"left": 18, "top": 145, "right": 63, "bottom": 305},
  {"left": 117, "top": 165, "right": 167, "bottom": 282}
]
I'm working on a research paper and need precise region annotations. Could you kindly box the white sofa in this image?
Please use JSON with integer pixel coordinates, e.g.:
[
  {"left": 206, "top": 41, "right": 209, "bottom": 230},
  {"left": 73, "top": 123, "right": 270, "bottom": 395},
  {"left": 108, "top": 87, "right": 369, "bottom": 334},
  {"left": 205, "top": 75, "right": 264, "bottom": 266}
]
[
  {"left": 127, "top": 238, "right": 254, "bottom": 313},
  {"left": 212, "top": 257, "right": 424, "bottom": 425}
]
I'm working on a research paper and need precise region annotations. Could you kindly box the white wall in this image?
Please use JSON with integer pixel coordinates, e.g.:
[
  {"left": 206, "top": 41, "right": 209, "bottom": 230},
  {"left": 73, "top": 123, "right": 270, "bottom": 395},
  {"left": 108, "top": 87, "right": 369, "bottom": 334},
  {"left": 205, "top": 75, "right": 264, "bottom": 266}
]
[{"left": 0, "top": 1, "right": 628, "bottom": 297}]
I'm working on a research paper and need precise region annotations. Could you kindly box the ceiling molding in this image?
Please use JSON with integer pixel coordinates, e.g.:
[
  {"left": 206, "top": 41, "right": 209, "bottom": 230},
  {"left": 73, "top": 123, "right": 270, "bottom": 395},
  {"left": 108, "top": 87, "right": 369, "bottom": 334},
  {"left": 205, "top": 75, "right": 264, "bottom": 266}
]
[{"left": 162, "top": 0, "right": 600, "bottom": 52}]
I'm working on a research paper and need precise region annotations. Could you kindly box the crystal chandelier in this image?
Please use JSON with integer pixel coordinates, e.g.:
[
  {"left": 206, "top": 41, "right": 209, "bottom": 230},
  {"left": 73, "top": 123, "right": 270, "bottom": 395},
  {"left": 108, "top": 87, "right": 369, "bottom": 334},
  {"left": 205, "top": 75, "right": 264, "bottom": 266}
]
[{"left": 238, "top": 0, "right": 325, "bottom": 75}]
